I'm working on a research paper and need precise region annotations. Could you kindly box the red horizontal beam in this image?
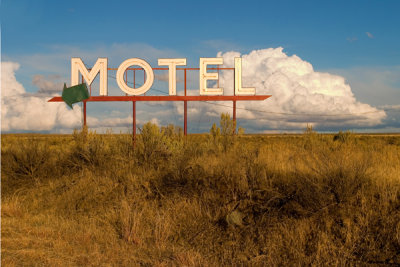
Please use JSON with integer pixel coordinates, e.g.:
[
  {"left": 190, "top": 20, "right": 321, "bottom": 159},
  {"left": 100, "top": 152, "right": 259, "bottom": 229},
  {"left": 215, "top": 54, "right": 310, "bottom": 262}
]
[
  {"left": 48, "top": 95, "right": 271, "bottom": 102},
  {"left": 107, "top": 67, "right": 235, "bottom": 71}
]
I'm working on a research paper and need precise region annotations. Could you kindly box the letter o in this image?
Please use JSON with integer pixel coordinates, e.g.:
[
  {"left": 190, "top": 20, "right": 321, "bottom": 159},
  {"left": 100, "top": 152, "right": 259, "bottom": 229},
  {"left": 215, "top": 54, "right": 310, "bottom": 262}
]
[{"left": 116, "top": 58, "right": 154, "bottom": 95}]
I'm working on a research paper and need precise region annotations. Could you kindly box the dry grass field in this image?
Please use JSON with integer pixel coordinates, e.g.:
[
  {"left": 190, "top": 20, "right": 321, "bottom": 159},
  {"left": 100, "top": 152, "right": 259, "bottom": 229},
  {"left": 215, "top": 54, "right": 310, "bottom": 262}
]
[{"left": 2, "top": 117, "right": 400, "bottom": 266}]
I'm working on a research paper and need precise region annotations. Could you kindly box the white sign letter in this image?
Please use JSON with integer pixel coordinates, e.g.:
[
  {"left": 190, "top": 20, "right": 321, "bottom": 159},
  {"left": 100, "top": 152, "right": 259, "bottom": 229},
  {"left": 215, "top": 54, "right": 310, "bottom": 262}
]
[
  {"left": 71, "top": 58, "right": 108, "bottom": 95},
  {"left": 235, "top": 57, "right": 255, "bottom": 95},
  {"left": 158, "top": 58, "right": 186, "bottom": 95},
  {"left": 117, "top": 58, "right": 154, "bottom": 95},
  {"left": 199, "top": 58, "right": 223, "bottom": 95}
]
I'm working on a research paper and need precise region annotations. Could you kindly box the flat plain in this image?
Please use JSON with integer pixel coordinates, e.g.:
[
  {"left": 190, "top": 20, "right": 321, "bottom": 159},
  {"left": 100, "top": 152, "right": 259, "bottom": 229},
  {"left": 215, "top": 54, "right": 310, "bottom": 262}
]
[{"left": 2, "top": 124, "right": 400, "bottom": 266}]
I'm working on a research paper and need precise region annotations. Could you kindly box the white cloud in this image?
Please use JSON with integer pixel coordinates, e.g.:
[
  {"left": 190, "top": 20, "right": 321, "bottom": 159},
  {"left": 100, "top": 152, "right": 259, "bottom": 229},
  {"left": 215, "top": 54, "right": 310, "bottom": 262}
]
[
  {"left": 327, "top": 65, "right": 400, "bottom": 106},
  {"left": 381, "top": 104, "right": 400, "bottom": 111},
  {"left": 2, "top": 45, "right": 394, "bottom": 133},
  {"left": 175, "top": 47, "right": 386, "bottom": 131},
  {"left": 32, "top": 74, "right": 64, "bottom": 95},
  {"left": 154, "top": 72, "right": 183, "bottom": 83},
  {"left": 1, "top": 61, "right": 81, "bottom": 132},
  {"left": 1, "top": 62, "right": 25, "bottom": 97},
  {"left": 0, "top": 61, "right": 175, "bottom": 133},
  {"left": 366, "top": 32, "right": 374, "bottom": 38},
  {"left": 149, "top": 117, "right": 160, "bottom": 125},
  {"left": 87, "top": 115, "right": 133, "bottom": 128}
]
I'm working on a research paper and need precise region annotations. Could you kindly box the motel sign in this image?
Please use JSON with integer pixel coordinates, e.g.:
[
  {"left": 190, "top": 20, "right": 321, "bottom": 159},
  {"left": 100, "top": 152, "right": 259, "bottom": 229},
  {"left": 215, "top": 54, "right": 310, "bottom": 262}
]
[{"left": 49, "top": 57, "right": 271, "bottom": 141}]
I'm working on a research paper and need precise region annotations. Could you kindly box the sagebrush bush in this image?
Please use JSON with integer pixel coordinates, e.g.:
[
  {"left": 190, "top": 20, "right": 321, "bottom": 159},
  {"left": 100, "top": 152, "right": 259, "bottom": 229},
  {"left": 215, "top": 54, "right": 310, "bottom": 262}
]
[
  {"left": 68, "top": 127, "right": 113, "bottom": 169},
  {"left": 1, "top": 138, "right": 63, "bottom": 193},
  {"left": 333, "top": 130, "right": 354, "bottom": 143}
]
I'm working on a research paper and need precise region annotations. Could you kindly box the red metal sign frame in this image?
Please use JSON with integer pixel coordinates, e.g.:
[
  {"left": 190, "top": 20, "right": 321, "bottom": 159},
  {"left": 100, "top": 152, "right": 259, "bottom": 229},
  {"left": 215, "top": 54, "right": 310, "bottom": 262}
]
[{"left": 48, "top": 67, "right": 271, "bottom": 142}]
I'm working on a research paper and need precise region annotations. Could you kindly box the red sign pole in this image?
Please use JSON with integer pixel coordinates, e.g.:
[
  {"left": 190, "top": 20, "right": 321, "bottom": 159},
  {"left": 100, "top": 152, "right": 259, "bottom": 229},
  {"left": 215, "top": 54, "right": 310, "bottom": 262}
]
[
  {"left": 233, "top": 68, "right": 236, "bottom": 133},
  {"left": 133, "top": 101, "right": 136, "bottom": 145},
  {"left": 133, "top": 70, "right": 136, "bottom": 145},
  {"left": 184, "top": 69, "right": 187, "bottom": 136},
  {"left": 81, "top": 75, "right": 87, "bottom": 127}
]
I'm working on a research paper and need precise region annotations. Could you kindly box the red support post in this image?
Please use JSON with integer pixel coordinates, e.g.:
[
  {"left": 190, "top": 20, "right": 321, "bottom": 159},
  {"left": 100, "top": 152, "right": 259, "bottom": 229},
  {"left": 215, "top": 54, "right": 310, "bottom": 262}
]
[
  {"left": 81, "top": 75, "right": 87, "bottom": 128},
  {"left": 233, "top": 101, "right": 236, "bottom": 121},
  {"left": 144, "top": 69, "right": 146, "bottom": 96},
  {"left": 184, "top": 69, "right": 187, "bottom": 136},
  {"left": 217, "top": 67, "right": 219, "bottom": 88},
  {"left": 125, "top": 70, "right": 128, "bottom": 96},
  {"left": 133, "top": 101, "right": 136, "bottom": 146},
  {"left": 233, "top": 100, "right": 236, "bottom": 133},
  {"left": 83, "top": 101, "right": 87, "bottom": 127},
  {"left": 233, "top": 68, "right": 236, "bottom": 134},
  {"left": 184, "top": 102, "right": 187, "bottom": 135},
  {"left": 133, "top": 70, "right": 136, "bottom": 146}
]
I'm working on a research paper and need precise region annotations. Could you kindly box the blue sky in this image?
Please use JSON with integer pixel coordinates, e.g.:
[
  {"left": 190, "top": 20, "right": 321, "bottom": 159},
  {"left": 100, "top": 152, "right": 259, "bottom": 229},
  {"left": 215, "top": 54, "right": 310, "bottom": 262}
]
[{"left": 2, "top": 0, "right": 400, "bottom": 133}]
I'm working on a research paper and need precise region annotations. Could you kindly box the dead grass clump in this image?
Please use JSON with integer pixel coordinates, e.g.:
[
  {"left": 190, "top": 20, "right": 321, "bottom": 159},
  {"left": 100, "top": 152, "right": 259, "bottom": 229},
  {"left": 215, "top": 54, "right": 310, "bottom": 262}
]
[
  {"left": 1, "top": 139, "right": 63, "bottom": 194},
  {"left": 67, "top": 127, "right": 114, "bottom": 170}
]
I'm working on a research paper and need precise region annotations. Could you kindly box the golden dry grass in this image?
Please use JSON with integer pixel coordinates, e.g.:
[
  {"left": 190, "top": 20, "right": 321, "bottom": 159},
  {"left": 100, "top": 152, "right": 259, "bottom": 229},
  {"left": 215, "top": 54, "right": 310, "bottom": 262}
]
[{"left": 2, "top": 124, "right": 400, "bottom": 266}]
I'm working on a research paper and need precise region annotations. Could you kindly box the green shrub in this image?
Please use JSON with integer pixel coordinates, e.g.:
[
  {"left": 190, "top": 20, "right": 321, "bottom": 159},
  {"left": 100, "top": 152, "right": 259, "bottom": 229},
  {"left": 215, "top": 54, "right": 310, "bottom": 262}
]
[
  {"left": 68, "top": 127, "right": 112, "bottom": 170},
  {"left": 209, "top": 113, "right": 237, "bottom": 152},
  {"left": 1, "top": 138, "right": 57, "bottom": 189},
  {"left": 136, "top": 122, "right": 185, "bottom": 167}
]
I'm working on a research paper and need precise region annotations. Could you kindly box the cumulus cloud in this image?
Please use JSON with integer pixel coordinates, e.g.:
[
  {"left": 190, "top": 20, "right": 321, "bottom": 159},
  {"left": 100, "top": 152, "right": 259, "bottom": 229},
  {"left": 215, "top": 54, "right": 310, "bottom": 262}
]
[
  {"left": 1, "top": 61, "right": 180, "bottom": 133},
  {"left": 2, "top": 62, "right": 25, "bottom": 97},
  {"left": 155, "top": 72, "right": 183, "bottom": 83},
  {"left": 32, "top": 74, "right": 65, "bottom": 95},
  {"left": 1, "top": 62, "right": 81, "bottom": 132},
  {"left": 328, "top": 65, "right": 400, "bottom": 106},
  {"left": 177, "top": 47, "right": 385, "bottom": 131},
  {"left": 382, "top": 105, "right": 400, "bottom": 111},
  {"left": 87, "top": 115, "right": 133, "bottom": 128},
  {"left": 2, "top": 46, "right": 391, "bottom": 133}
]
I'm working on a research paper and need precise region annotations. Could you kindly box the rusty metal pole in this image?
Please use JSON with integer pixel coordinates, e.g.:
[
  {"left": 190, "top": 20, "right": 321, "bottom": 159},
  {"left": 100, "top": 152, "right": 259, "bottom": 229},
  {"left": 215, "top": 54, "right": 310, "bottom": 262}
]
[
  {"left": 83, "top": 102, "right": 87, "bottom": 127},
  {"left": 233, "top": 101, "right": 236, "bottom": 122},
  {"left": 144, "top": 69, "right": 146, "bottom": 96},
  {"left": 184, "top": 69, "right": 187, "bottom": 136},
  {"left": 81, "top": 75, "right": 87, "bottom": 128},
  {"left": 133, "top": 101, "right": 136, "bottom": 146},
  {"left": 217, "top": 67, "right": 219, "bottom": 88},
  {"left": 125, "top": 70, "right": 128, "bottom": 96},
  {"left": 133, "top": 70, "right": 136, "bottom": 146},
  {"left": 233, "top": 68, "right": 236, "bottom": 134}
]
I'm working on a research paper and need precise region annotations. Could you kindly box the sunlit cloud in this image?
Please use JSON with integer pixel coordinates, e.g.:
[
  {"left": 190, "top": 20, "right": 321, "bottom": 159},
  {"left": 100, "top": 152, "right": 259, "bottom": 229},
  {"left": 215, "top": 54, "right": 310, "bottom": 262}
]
[
  {"left": 3, "top": 44, "right": 399, "bottom": 133},
  {"left": 173, "top": 47, "right": 387, "bottom": 131},
  {"left": 1, "top": 62, "right": 81, "bottom": 132}
]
